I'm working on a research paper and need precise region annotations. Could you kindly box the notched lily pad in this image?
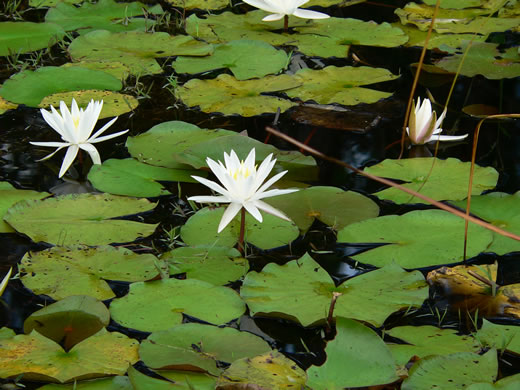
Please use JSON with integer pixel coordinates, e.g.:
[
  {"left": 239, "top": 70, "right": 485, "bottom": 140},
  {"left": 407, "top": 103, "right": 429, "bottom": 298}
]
[
  {"left": 4, "top": 193, "right": 158, "bottom": 246},
  {"left": 20, "top": 245, "right": 164, "bottom": 300}
]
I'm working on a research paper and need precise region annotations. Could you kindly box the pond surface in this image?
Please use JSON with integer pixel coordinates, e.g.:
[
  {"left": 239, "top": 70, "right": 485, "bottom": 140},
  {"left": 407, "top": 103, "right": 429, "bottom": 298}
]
[{"left": 1, "top": 0, "right": 520, "bottom": 389}]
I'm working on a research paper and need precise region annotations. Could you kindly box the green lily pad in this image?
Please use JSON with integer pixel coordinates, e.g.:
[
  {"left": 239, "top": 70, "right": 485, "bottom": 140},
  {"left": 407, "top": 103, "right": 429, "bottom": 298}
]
[
  {"left": 39, "top": 89, "right": 138, "bottom": 120},
  {"left": 173, "top": 39, "right": 289, "bottom": 80},
  {"left": 110, "top": 278, "right": 245, "bottom": 332},
  {"left": 181, "top": 207, "right": 300, "bottom": 250},
  {"left": 453, "top": 192, "right": 520, "bottom": 255},
  {"left": 307, "top": 318, "right": 398, "bottom": 389},
  {"left": 476, "top": 319, "right": 520, "bottom": 355},
  {"left": 30, "top": 0, "right": 83, "bottom": 7},
  {"left": 396, "top": 23, "right": 487, "bottom": 49},
  {"left": 20, "top": 246, "right": 164, "bottom": 300},
  {"left": 177, "top": 73, "right": 299, "bottom": 116},
  {"left": 166, "top": 0, "right": 229, "bottom": 10},
  {"left": 241, "top": 253, "right": 428, "bottom": 327},
  {"left": 163, "top": 246, "right": 248, "bottom": 285},
  {"left": 401, "top": 349, "right": 497, "bottom": 390},
  {"left": 0, "top": 22, "right": 65, "bottom": 56},
  {"left": 364, "top": 157, "right": 498, "bottom": 204},
  {"left": 285, "top": 66, "right": 397, "bottom": 106},
  {"left": 386, "top": 325, "right": 480, "bottom": 366},
  {"left": 0, "top": 66, "right": 122, "bottom": 107},
  {"left": 266, "top": 186, "right": 379, "bottom": 232},
  {"left": 37, "top": 376, "right": 132, "bottom": 390},
  {"left": 0, "top": 181, "right": 49, "bottom": 233},
  {"left": 154, "top": 370, "right": 216, "bottom": 390},
  {"left": 23, "top": 295, "right": 110, "bottom": 350},
  {"left": 0, "top": 94, "right": 18, "bottom": 114},
  {"left": 0, "top": 328, "right": 15, "bottom": 340},
  {"left": 4, "top": 193, "right": 157, "bottom": 246},
  {"left": 139, "top": 323, "right": 271, "bottom": 375},
  {"left": 69, "top": 30, "right": 212, "bottom": 77},
  {"left": 466, "top": 374, "right": 520, "bottom": 390},
  {"left": 337, "top": 209, "right": 493, "bottom": 268},
  {"left": 215, "top": 351, "right": 307, "bottom": 389},
  {"left": 45, "top": 0, "right": 162, "bottom": 34},
  {"left": 436, "top": 42, "right": 520, "bottom": 80},
  {"left": 61, "top": 61, "right": 131, "bottom": 81},
  {"left": 0, "top": 329, "right": 138, "bottom": 383},
  {"left": 293, "top": 18, "right": 408, "bottom": 58},
  {"left": 88, "top": 158, "right": 200, "bottom": 197},
  {"left": 422, "top": 0, "right": 483, "bottom": 8}
]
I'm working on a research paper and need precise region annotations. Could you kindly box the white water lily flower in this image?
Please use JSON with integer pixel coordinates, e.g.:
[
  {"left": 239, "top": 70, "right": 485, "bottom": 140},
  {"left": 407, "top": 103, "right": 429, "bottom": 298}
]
[
  {"left": 242, "top": 0, "right": 330, "bottom": 21},
  {"left": 188, "top": 148, "right": 298, "bottom": 233},
  {"left": 30, "top": 99, "right": 129, "bottom": 178},
  {"left": 407, "top": 97, "right": 468, "bottom": 145}
]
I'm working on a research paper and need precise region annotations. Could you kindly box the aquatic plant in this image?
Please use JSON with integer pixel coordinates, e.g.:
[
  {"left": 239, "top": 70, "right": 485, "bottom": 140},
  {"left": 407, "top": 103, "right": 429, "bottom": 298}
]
[{"left": 0, "top": 267, "right": 11, "bottom": 296}]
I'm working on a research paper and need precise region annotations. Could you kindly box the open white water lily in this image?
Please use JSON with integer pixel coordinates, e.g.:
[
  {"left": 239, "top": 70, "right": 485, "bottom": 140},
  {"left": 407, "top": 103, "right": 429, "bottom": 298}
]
[
  {"left": 407, "top": 97, "right": 468, "bottom": 145},
  {"left": 188, "top": 148, "right": 298, "bottom": 233},
  {"left": 242, "top": 0, "right": 330, "bottom": 21},
  {"left": 30, "top": 99, "right": 129, "bottom": 178}
]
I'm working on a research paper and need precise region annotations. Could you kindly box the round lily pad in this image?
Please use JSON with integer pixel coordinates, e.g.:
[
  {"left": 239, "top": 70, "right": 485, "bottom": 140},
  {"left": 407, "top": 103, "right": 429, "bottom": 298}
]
[
  {"left": 364, "top": 157, "right": 498, "bottom": 204},
  {"left": 266, "top": 186, "right": 379, "bottom": 232},
  {"left": 307, "top": 318, "right": 398, "bottom": 389},
  {"left": 110, "top": 278, "right": 245, "bottom": 332},
  {"left": 337, "top": 209, "right": 493, "bottom": 268},
  {"left": 139, "top": 323, "right": 271, "bottom": 375},
  {"left": 23, "top": 295, "right": 110, "bottom": 350},
  {"left": 36, "top": 376, "right": 132, "bottom": 390},
  {"left": 0, "top": 21, "right": 65, "bottom": 56},
  {"left": 0, "top": 329, "right": 138, "bottom": 383},
  {"left": 177, "top": 73, "right": 299, "bottom": 116},
  {"left": 241, "top": 253, "right": 428, "bottom": 327},
  {"left": 181, "top": 207, "right": 300, "bottom": 250},
  {"left": 4, "top": 193, "right": 158, "bottom": 246},
  {"left": 0, "top": 66, "right": 122, "bottom": 107},
  {"left": 20, "top": 246, "right": 164, "bottom": 300},
  {"left": 163, "top": 246, "right": 248, "bottom": 285}
]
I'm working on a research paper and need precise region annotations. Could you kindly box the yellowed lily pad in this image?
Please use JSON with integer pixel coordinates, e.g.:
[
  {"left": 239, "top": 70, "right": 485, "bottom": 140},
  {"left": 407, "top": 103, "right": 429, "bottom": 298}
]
[{"left": 0, "top": 94, "right": 18, "bottom": 115}]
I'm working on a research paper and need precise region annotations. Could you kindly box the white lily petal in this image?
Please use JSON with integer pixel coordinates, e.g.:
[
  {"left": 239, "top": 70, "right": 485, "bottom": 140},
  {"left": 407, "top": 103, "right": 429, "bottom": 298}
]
[
  {"left": 79, "top": 143, "right": 101, "bottom": 165},
  {"left": 262, "top": 13, "right": 285, "bottom": 21},
  {"left": 89, "top": 129, "right": 129, "bottom": 144},
  {"left": 292, "top": 8, "right": 330, "bottom": 19},
  {"left": 30, "top": 141, "right": 71, "bottom": 147},
  {"left": 0, "top": 267, "right": 12, "bottom": 296},
  {"left": 243, "top": 0, "right": 280, "bottom": 13},
  {"left": 243, "top": 202, "right": 263, "bottom": 223},
  {"left": 255, "top": 188, "right": 299, "bottom": 200},
  {"left": 218, "top": 203, "right": 242, "bottom": 233},
  {"left": 191, "top": 175, "right": 232, "bottom": 198},
  {"left": 59, "top": 145, "right": 79, "bottom": 178},
  {"left": 41, "top": 108, "right": 67, "bottom": 139},
  {"left": 429, "top": 134, "right": 468, "bottom": 142},
  {"left": 255, "top": 170, "right": 288, "bottom": 196},
  {"left": 188, "top": 195, "right": 231, "bottom": 203},
  {"left": 89, "top": 116, "right": 119, "bottom": 141},
  {"left": 32, "top": 145, "right": 69, "bottom": 161},
  {"left": 255, "top": 200, "right": 291, "bottom": 221}
]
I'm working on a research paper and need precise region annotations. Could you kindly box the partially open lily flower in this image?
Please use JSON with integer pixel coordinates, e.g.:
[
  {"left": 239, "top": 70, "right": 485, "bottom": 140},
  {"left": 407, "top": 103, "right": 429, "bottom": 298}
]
[
  {"left": 407, "top": 97, "right": 468, "bottom": 145},
  {"left": 188, "top": 148, "right": 298, "bottom": 233},
  {"left": 242, "top": 0, "right": 330, "bottom": 21},
  {"left": 31, "top": 99, "right": 129, "bottom": 178}
]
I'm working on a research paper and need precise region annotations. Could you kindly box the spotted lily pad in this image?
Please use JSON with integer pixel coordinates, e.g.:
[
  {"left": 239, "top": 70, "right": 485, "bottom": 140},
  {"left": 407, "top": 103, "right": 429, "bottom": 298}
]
[
  {"left": 0, "top": 66, "right": 122, "bottom": 107},
  {"left": 69, "top": 30, "right": 213, "bottom": 77},
  {"left": 0, "top": 21, "right": 65, "bottom": 56},
  {"left": 215, "top": 351, "right": 307, "bottom": 389},
  {"left": 337, "top": 209, "right": 493, "bottom": 268},
  {"left": 166, "top": 0, "right": 229, "bottom": 10},
  {"left": 266, "top": 186, "right": 379, "bottom": 232},
  {"left": 0, "top": 329, "right": 138, "bottom": 383},
  {"left": 4, "top": 193, "right": 157, "bottom": 246},
  {"left": 88, "top": 158, "right": 200, "bottom": 197},
  {"left": 0, "top": 94, "right": 18, "bottom": 114},
  {"left": 39, "top": 90, "right": 138, "bottom": 119},
  {"left": 23, "top": 295, "right": 110, "bottom": 350},
  {"left": 163, "top": 246, "right": 248, "bottom": 286},
  {"left": 110, "top": 278, "right": 245, "bottom": 332},
  {"left": 476, "top": 319, "right": 520, "bottom": 355},
  {"left": 139, "top": 323, "right": 271, "bottom": 375},
  {"left": 436, "top": 42, "right": 520, "bottom": 80},
  {"left": 0, "top": 181, "right": 49, "bottom": 233},
  {"left": 307, "top": 318, "right": 398, "bottom": 389},
  {"left": 364, "top": 157, "right": 498, "bottom": 204},
  {"left": 181, "top": 207, "right": 300, "bottom": 250},
  {"left": 20, "top": 246, "right": 164, "bottom": 300},
  {"left": 241, "top": 253, "right": 428, "bottom": 327},
  {"left": 45, "top": 0, "right": 163, "bottom": 34},
  {"left": 401, "top": 349, "right": 497, "bottom": 390},
  {"left": 386, "top": 325, "right": 480, "bottom": 366},
  {"left": 177, "top": 73, "right": 299, "bottom": 116},
  {"left": 453, "top": 192, "right": 520, "bottom": 255},
  {"left": 173, "top": 39, "right": 289, "bottom": 80}
]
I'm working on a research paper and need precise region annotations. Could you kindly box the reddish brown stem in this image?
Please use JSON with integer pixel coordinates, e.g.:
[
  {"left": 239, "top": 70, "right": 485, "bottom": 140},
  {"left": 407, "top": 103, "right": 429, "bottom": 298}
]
[{"left": 284, "top": 15, "right": 288, "bottom": 32}]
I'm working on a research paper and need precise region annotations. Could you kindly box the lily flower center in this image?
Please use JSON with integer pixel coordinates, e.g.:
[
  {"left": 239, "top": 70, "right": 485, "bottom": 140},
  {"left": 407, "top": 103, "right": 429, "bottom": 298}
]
[{"left": 229, "top": 161, "right": 256, "bottom": 181}]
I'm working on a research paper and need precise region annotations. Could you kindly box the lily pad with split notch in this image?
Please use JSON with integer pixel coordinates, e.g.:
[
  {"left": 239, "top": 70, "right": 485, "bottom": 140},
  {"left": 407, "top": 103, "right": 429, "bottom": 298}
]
[
  {"left": 139, "top": 323, "right": 271, "bottom": 375},
  {"left": 307, "top": 318, "right": 398, "bottom": 389},
  {"left": 180, "top": 206, "right": 300, "bottom": 250},
  {"left": 163, "top": 246, "right": 248, "bottom": 286},
  {"left": 364, "top": 157, "right": 498, "bottom": 204},
  {"left": 20, "top": 246, "right": 164, "bottom": 301},
  {"left": 241, "top": 253, "right": 428, "bottom": 327},
  {"left": 110, "top": 278, "right": 245, "bottom": 332},
  {"left": 337, "top": 209, "right": 493, "bottom": 268},
  {"left": 177, "top": 73, "right": 299, "bottom": 116}
]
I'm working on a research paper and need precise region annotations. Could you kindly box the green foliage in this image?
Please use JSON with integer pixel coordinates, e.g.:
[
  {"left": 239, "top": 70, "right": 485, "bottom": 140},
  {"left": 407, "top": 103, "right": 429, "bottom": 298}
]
[
  {"left": 476, "top": 319, "right": 520, "bottom": 355},
  {"left": 0, "top": 22, "right": 65, "bottom": 56}
]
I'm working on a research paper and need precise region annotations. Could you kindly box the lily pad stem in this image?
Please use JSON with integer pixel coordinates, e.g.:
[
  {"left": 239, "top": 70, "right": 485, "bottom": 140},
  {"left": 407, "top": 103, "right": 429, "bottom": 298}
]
[
  {"left": 284, "top": 15, "right": 288, "bottom": 33},
  {"left": 238, "top": 207, "right": 246, "bottom": 256},
  {"left": 325, "top": 292, "right": 342, "bottom": 335}
]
